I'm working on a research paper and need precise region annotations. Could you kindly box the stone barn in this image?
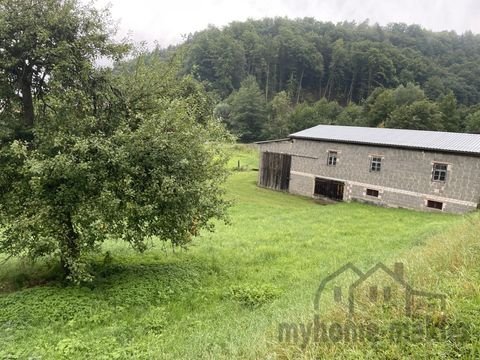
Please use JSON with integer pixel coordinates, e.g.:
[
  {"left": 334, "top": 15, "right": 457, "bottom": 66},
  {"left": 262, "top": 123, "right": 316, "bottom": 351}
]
[{"left": 257, "top": 125, "right": 480, "bottom": 214}]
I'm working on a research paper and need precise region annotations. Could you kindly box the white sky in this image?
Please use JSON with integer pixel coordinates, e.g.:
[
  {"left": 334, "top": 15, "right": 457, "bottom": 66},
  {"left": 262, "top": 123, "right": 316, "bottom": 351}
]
[{"left": 94, "top": 0, "right": 480, "bottom": 47}]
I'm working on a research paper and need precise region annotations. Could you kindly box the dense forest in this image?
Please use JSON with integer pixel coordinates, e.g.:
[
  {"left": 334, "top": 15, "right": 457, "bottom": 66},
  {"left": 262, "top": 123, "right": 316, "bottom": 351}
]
[{"left": 151, "top": 18, "right": 480, "bottom": 141}]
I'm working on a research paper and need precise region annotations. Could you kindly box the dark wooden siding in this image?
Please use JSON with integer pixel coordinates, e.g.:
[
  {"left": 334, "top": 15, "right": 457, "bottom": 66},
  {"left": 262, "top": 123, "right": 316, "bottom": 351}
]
[{"left": 259, "top": 152, "right": 291, "bottom": 191}]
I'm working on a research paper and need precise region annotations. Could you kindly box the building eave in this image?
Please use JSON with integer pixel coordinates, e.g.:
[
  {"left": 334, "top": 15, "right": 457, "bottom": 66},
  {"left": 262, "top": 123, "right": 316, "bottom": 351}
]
[
  {"left": 255, "top": 138, "right": 290, "bottom": 145},
  {"left": 289, "top": 135, "right": 480, "bottom": 158}
]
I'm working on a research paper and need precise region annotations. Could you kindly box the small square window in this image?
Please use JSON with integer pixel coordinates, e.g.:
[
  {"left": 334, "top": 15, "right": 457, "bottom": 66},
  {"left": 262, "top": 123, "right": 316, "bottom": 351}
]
[
  {"left": 427, "top": 200, "right": 443, "bottom": 210},
  {"left": 366, "top": 189, "right": 379, "bottom": 197},
  {"left": 370, "top": 157, "right": 382, "bottom": 172},
  {"left": 432, "top": 163, "right": 447, "bottom": 182},
  {"left": 327, "top": 151, "right": 337, "bottom": 166}
]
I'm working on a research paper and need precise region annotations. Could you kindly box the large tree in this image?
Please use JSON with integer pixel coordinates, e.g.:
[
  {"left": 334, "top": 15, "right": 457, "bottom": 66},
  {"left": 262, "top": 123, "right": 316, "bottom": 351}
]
[
  {"left": 227, "top": 76, "right": 267, "bottom": 142},
  {"left": 385, "top": 100, "right": 444, "bottom": 130},
  {"left": 465, "top": 110, "right": 480, "bottom": 133},
  {"left": 263, "top": 91, "right": 292, "bottom": 139},
  {"left": 0, "top": 0, "right": 126, "bottom": 135},
  {"left": 0, "top": 2, "right": 231, "bottom": 282}
]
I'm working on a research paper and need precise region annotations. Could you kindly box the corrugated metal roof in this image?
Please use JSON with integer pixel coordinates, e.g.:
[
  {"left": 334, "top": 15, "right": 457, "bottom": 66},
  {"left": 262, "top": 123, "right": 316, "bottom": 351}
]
[{"left": 289, "top": 125, "right": 480, "bottom": 155}]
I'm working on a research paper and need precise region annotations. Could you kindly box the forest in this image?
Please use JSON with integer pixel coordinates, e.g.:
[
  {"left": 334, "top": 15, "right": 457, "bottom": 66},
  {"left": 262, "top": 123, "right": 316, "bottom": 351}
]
[{"left": 152, "top": 18, "right": 480, "bottom": 141}]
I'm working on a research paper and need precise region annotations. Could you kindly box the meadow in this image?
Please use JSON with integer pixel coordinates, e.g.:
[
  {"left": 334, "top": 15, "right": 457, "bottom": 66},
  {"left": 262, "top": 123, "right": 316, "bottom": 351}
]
[{"left": 0, "top": 145, "right": 478, "bottom": 359}]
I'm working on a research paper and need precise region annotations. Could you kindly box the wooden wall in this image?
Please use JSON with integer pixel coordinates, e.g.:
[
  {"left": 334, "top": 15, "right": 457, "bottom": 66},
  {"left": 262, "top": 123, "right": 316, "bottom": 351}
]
[{"left": 259, "top": 152, "right": 291, "bottom": 191}]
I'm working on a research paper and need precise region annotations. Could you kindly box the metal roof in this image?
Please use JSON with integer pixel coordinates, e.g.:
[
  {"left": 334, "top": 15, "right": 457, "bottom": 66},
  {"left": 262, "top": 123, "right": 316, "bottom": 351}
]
[{"left": 289, "top": 125, "right": 480, "bottom": 155}]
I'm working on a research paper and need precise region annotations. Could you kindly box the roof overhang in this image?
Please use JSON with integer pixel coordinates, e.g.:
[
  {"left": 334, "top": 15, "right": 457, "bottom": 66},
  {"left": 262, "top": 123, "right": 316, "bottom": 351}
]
[{"left": 289, "top": 135, "right": 480, "bottom": 157}]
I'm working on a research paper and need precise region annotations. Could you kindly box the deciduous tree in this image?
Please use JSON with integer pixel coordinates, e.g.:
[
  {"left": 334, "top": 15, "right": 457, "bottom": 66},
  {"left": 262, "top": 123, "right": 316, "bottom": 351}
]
[
  {"left": 465, "top": 110, "right": 480, "bottom": 133},
  {"left": 0, "top": 2, "right": 231, "bottom": 282},
  {"left": 227, "top": 76, "right": 267, "bottom": 142},
  {"left": 0, "top": 0, "right": 126, "bottom": 136}
]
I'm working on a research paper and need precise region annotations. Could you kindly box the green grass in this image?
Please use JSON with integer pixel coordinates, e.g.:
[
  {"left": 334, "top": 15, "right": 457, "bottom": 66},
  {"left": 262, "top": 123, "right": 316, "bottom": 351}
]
[{"left": 0, "top": 146, "right": 477, "bottom": 359}]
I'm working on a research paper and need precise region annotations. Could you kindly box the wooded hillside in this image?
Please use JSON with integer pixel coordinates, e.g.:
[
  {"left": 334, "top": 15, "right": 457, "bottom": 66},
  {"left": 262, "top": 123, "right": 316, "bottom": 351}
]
[{"left": 152, "top": 18, "right": 480, "bottom": 141}]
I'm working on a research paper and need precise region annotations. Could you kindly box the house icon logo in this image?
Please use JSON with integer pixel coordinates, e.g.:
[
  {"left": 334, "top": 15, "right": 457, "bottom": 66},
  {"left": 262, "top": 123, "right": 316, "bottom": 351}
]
[
  {"left": 276, "top": 262, "right": 473, "bottom": 347},
  {"left": 314, "top": 262, "right": 446, "bottom": 317}
]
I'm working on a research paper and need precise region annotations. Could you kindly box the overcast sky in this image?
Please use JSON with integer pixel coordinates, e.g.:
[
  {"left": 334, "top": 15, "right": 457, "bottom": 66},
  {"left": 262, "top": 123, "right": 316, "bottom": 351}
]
[{"left": 94, "top": 0, "right": 480, "bottom": 47}]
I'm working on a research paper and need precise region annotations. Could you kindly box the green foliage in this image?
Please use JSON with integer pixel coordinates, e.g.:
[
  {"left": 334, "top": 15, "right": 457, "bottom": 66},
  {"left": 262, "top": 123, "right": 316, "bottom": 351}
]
[
  {"left": 364, "top": 84, "right": 450, "bottom": 130},
  {"left": 213, "top": 102, "right": 232, "bottom": 123},
  {"left": 392, "top": 83, "right": 426, "bottom": 106},
  {"left": 465, "top": 110, "right": 480, "bottom": 133},
  {"left": 170, "top": 19, "right": 480, "bottom": 137},
  {"left": 0, "top": 0, "right": 128, "bottom": 132},
  {"left": 364, "top": 87, "right": 396, "bottom": 126},
  {"left": 221, "top": 75, "right": 473, "bottom": 141},
  {"left": 0, "top": 147, "right": 470, "bottom": 359},
  {"left": 227, "top": 76, "right": 267, "bottom": 142},
  {"left": 183, "top": 19, "right": 480, "bottom": 107},
  {"left": 186, "top": 26, "right": 245, "bottom": 98},
  {"left": 288, "top": 98, "right": 342, "bottom": 133},
  {"left": 227, "top": 284, "right": 280, "bottom": 308},
  {"left": 336, "top": 103, "right": 367, "bottom": 126},
  {"left": 0, "top": 60, "right": 232, "bottom": 282},
  {"left": 386, "top": 100, "right": 444, "bottom": 130},
  {"left": 438, "top": 91, "right": 461, "bottom": 131},
  {"left": 424, "top": 76, "right": 447, "bottom": 100},
  {"left": 0, "top": 1, "right": 232, "bottom": 282},
  {"left": 263, "top": 91, "right": 292, "bottom": 139}
]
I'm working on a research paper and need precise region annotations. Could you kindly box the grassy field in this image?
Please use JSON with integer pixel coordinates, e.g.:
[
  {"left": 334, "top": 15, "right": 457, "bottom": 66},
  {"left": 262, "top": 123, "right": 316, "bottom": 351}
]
[{"left": 0, "top": 145, "right": 478, "bottom": 359}]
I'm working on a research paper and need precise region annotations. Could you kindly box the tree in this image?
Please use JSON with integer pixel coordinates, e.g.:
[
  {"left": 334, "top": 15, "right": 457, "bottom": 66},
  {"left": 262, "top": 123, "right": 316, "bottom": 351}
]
[
  {"left": 186, "top": 26, "right": 245, "bottom": 98},
  {"left": 385, "top": 100, "right": 444, "bottom": 130},
  {"left": 365, "top": 83, "right": 426, "bottom": 127},
  {"left": 288, "top": 98, "right": 342, "bottom": 132},
  {"left": 424, "top": 76, "right": 446, "bottom": 100},
  {"left": 438, "top": 91, "right": 461, "bottom": 132},
  {"left": 392, "top": 83, "right": 425, "bottom": 106},
  {"left": 182, "top": 18, "right": 480, "bottom": 110},
  {"left": 0, "top": 3, "right": 231, "bottom": 282},
  {"left": 336, "top": 103, "right": 366, "bottom": 126},
  {"left": 227, "top": 76, "right": 267, "bottom": 142},
  {"left": 264, "top": 91, "right": 292, "bottom": 139},
  {"left": 213, "top": 102, "right": 232, "bottom": 123},
  {"left": 465, "top": 110, "right": 480, "bottom": 133},
  {"left": 0, "top": 0, "right": 126, "bottom": 135},
  {"left": 364, "top": 88, "right": 395, "bottom": 127}
]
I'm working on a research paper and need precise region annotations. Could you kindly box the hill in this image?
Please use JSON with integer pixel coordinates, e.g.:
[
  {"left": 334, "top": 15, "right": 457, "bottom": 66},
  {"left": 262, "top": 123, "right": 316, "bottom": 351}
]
[{"left": 148, "top": 19, "right": 480, "bottom": 140}]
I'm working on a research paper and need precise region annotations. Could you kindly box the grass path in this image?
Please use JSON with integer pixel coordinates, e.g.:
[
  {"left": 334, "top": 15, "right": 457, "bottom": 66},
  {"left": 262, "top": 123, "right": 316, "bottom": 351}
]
[{"left": 0, "top": 147, "right": 462, "bottom": 359}]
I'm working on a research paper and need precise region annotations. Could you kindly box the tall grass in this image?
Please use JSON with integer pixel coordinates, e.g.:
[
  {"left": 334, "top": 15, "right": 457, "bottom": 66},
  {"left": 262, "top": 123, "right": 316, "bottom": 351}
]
[
  {"left": 275, "top": 213, "right": 480, "bottom": 359},
  {"left": 0, "top": 146, "right": 476, "bottom": 359}
]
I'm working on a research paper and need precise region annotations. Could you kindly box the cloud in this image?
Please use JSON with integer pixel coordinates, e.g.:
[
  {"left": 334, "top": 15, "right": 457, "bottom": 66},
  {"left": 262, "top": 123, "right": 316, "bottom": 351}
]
[{"left": 94, "top": 0, "right": 480, "bottom": 47}]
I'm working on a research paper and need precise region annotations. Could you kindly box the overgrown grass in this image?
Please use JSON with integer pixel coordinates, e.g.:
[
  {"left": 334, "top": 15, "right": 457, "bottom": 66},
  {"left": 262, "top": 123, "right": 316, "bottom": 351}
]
[{"left": 0, "top": 146, "right": 477, "bottom": 359}]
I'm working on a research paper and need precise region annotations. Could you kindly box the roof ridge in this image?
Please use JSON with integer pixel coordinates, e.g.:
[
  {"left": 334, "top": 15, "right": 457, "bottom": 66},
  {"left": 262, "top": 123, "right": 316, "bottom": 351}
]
[{"left": 288, "top": 125, "right": 480, "bottom": 155}]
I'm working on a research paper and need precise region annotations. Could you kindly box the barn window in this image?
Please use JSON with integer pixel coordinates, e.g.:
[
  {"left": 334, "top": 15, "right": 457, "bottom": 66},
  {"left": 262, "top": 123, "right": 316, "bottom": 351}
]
[
  {"left": 427, "top": 200, "right": 444, "bottom": 210},
  {"left": 327, "top": 151, "right": 337, "bottom": 166},
  {"left": 370, "top": 157, "right": 382, "bottom": 172},
  {"left": 366, "top": 189, "right": 379, "bottom": 197},
  {"left": 432, "top": 163, "right": 448, "bottom": 182}
]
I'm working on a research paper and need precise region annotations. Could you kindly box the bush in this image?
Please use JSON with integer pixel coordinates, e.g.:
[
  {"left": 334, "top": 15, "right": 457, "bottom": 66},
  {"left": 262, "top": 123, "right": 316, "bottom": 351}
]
[{"left": 227, "top": 284, "right": 280, "bottom": 308}]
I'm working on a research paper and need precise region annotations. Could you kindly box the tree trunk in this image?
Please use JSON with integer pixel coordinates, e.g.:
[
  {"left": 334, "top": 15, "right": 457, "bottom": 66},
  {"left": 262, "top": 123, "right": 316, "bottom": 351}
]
[
  {"left": 296, "top": 68, "right": 305, "bottom": 105},
  {"left": 347, "top": 71, "right": 356, "bottom": 104},
  {"left": 326, "top": 77, "right": 333, "bottom": 100},
  {"left": 325, "top": 69, "right": 334, "bottom": 100},
  {"left": 21, "top": 74, "right": 35, "bottom": 127},
  {"left": 60, "top": 215, "right": 80, "bottom": 279},
  {"left": 367, "top": 67, "right": 373, "bottom": 96},
  {"left": 265, "top": 62, "right": 269, "bottom": 102},
  {"left": 277, "top": 62, "right": 282, "bottom": 92}
]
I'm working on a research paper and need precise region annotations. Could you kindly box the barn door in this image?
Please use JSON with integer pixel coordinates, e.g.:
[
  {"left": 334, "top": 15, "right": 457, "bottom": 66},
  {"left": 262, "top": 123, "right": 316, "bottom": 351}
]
[
  {"left": 259, "top": 152, "right": 291, "bottom": 191},
  {"left": 314, "top": 178, "right": 344, "bottom": 201}
]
